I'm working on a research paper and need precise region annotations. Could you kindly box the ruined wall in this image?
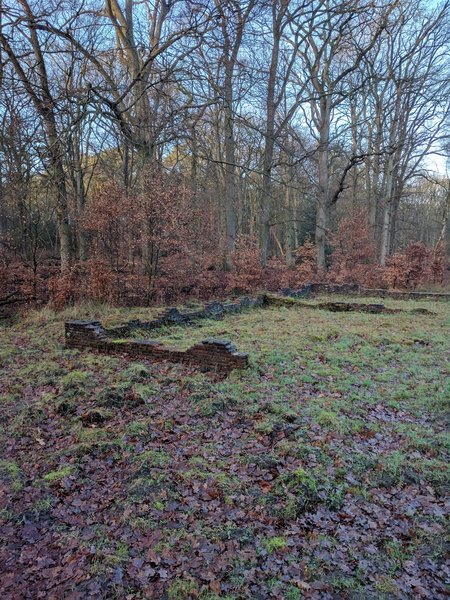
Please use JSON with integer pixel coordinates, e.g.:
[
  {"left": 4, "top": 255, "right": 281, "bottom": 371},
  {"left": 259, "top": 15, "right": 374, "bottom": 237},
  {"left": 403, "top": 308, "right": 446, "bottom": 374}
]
[
  {"left": 65, "top": 320, "right": 248, "bottom": 374},
  {"left": 64, "top": 286, "right": 445, "bottom": 373},
  {"left": 265, "top": 295, "right": 434, "bottom": 315},
  {"left": 105, "top": 296, "right": 265, "bottom": 338},
  {"left": 283, "top": 283, "right": 450, "bottom": 301}
]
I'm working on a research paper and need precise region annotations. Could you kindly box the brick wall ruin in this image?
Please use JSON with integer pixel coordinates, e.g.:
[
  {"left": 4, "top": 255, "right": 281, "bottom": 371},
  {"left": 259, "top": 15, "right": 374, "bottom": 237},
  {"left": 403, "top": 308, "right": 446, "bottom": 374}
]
[
  {"left": 64, "top": 286, "right": 446, "bottom": 373},
  {"left": 104, "top": 296, "right": 265, "bottom": 338},
  {"left": 265, "top": 294, "right": 435, "bottom": 315},
  {"left": 65, "top": 320, "right": 249, "bottom": 374},
  {"left": 65, "top": 297, "right": 264, "bottom": 373},
  {"left": 283, "top": 283, "right": 450, "bottom": 301}
]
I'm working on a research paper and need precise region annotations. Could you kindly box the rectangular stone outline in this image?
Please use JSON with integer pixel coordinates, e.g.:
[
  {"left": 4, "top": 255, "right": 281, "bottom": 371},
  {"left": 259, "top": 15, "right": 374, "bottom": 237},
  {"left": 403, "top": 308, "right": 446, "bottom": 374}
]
[
  {"left": 65, "top": 320, "right": 249, "bottom": 374},
  {"left": 282, "top": 283, "right": 450, "bottom": 301}
]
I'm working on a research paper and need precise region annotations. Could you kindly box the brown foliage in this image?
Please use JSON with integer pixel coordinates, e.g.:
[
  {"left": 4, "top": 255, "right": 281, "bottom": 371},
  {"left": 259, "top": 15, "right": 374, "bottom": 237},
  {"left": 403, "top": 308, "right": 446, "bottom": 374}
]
[
  {"left": 262, "top": 239, "right": 319, "bottom": 291},
  {"left": 293, "top": 238, "right": 319, "bottom": 285},
  {"left": 81, "top": 182, "right": 134, "bottom": 268},
  {"left": 226, "top": 236, "right": 263, "bottom": 294},
  {"left": 3, "top": 181, "right": 445, "bottom": 311},
  {"left": 328, "top": 211, "right": 378, "bottom": 286},
  {"left": 53, "top": 175, "right": 225, "bottom": 306},
  {"left": 384, "top": 242, "right": 432, "bottom": 290},
  {"left": 430, "top": 242, "right": 447, "bottom": 284}
]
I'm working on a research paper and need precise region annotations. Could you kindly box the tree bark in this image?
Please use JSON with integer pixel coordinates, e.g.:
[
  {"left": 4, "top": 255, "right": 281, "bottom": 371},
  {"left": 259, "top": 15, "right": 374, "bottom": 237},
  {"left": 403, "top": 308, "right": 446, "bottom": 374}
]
[
  {"left": 0, "top": 0, "right": 72, "bottom": 270},
  {"left": 316, "top": 100, "right": 331, "bottom": 269},
  {"left": 260, "top": 11, "right": 280, "bottom": 267},
  {"left": 223, "top": 61, "right": 238, "bottom": 269}
]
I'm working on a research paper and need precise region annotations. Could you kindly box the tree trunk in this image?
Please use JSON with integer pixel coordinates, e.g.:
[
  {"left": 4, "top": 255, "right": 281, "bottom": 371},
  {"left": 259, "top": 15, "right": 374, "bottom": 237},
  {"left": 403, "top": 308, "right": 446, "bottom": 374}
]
[
  {"left": 260, "top": 30, "right": 279, "bottom": 267},
  {"left": 379, "top": 150, "right": 396, "bottom": 266},
  {"left": 316, "top": 114, "right": 330, "bottom": 269},
  {"left": 44, "top": 112, "right": 72, "bottom": 270},
  {"left": 72, "top": 131, "right": 87, "bottom": 261},
  {"left": 222, "top": 59, "right": 238, "bottom": 270},
  {"left": 285, "top": 182, "right": 294, "bottom": 266},
  {"left": 52, "top": 156, "right": 72, "bottom": 271},
  {"left": 389, "top": 189, "right": 402, "bottom": 255},
  {"left": 379, "top": 200, "right": 389, "bottom": 267},
  {"left": 0, "top": 1, "right": 73, "bottom": 271}
]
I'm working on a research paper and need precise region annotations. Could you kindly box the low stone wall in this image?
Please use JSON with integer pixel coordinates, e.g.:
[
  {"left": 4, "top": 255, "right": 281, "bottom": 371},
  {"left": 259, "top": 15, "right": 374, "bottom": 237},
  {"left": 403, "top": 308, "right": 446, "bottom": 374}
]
[
  {"left": 355, "top": 287, "right": 450, "bottom": 301},
  {"left": 64, "top": 284, "right": 445, "bottom": 372},
  {"left": 65, "top": 320, "right": 248, "bottom": 374},
  {"left": 265, "top": 295, "right": 435, "bottom": 315},
  {"left": 283, "top": 283, "right": 450, "bottom": 301},
  {"left": 105, "top": 295, "right": 265, "bottom": 338}
]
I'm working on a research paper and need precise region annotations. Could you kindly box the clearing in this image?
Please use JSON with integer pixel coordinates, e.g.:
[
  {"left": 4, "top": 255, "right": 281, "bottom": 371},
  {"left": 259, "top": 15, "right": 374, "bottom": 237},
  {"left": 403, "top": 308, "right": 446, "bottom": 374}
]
[{"left": 0, "top": 296, "right": 449, "bottom": 599}]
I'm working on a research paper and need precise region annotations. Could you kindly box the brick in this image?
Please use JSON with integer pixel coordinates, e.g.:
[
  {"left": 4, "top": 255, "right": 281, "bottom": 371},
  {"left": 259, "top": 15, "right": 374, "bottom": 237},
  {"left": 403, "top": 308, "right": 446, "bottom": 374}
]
[
  {"left": 65, "top": 319, "right": 248, "bottom": 374},
  {"left": 284, "top": 283, "right": 449, "bottom": 302}
]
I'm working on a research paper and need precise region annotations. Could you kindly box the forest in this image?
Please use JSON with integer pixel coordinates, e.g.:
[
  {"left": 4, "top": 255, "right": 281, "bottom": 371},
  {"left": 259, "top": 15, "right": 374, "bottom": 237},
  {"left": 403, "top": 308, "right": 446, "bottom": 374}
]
[
  {"left": 1, "top": 2, "right": 450, "bottom": 599},
  {"left": 0, "top": 0, "right": 449, "bottom": 310}
]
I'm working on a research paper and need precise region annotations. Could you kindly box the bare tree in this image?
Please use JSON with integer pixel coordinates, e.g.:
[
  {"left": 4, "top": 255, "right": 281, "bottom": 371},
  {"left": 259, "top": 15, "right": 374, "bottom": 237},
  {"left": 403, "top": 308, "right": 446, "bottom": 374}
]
[
  {"left": 208, "top": 0, "right": 256, "bottom": 268},
  {"left": 259, "top": 0, "right": 307, "bottom": 266},
  {"left": 287, "top": 0, "right": 396, "bottom": 267},
  {"left": 0, "top": 0, "right": 73, "bottom": 269}
]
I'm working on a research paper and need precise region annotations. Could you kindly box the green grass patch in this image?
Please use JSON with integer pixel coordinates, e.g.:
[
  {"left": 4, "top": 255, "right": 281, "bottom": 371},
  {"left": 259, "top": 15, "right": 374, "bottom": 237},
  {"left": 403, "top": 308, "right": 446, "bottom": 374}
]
[{"left": 43, "top": 465, "right": 74, "bottom": 482}]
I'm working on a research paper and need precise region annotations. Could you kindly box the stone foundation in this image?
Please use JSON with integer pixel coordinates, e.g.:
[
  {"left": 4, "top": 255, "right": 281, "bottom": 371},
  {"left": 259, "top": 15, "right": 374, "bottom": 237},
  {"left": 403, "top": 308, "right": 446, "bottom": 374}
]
[
  {"left": 283, "top": 283, "right": 450, "bottom": 301},
  {"left": 105, "top": 295, "right": 265, "bottom": 338},
  {"left": 265, "top": 295, "right": 435, "bottom": 315},
  {"left": 65, "top": 320, "right": 248, "bottom": 374},
  {"left": 64, "top": 286, "right": 445, "bottom": 372}
]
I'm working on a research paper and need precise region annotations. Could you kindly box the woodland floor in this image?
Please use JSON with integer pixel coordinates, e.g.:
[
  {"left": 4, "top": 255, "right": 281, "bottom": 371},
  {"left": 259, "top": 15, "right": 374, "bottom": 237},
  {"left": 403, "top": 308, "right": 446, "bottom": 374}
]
[{"left": 0, "top": 296, "right": 449, "bottom": 599}]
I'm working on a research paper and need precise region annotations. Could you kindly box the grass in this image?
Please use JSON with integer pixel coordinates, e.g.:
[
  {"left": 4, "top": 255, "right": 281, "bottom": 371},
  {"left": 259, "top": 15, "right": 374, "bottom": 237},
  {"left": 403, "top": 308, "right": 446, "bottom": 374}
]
[
  {"left": 0, "top": 295, "right": 448, "bottom": 598},
  {"left": 0, "top": 460, "right": 24, "bottom": 492},
  {"left": 262, "top": 536, "right": 287, "bottom": 553},
  {"left": 43, "top": 465, "right": 74, "bottom": 482}
]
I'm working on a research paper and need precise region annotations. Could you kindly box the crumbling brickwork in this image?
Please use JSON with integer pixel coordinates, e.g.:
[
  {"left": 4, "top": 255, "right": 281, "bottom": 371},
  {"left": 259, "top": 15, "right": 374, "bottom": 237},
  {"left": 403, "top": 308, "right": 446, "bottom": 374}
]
[
  {"left": 265, "top": 295, "right": 434, "bottom": 315},
  {"left": 104, "top": 296, "right": 265, "bottom": 338},
  {"left": 65, "top": 321, "right": 248, "bottom": 374},
  {"left": 64, "top": 286, "right": 445, "bottom": 373},
  {"left": 283, "top": 283, "right": 450, "bottom": 301}
]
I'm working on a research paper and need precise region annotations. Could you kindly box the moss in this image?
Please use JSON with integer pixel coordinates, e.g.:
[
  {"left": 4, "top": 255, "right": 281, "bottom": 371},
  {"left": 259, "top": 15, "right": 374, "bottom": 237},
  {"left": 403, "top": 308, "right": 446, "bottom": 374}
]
[
  {"left": 262, "top": 536, "right": 287, "bottom": 553},
  {"left": 134, "top": 449, "right": 171, "bottom": 469},
  {"left": 128, "top": 474, "right": 168, "bottom": 499},
  {"left": 120, "top": 363, "right": 151, "bottom": 381},
  {"left": 43, "top": 465, "right": 74, "bottom": 482},
  {"left": 152, "top": 499, "right": 166, "bottom": 511},
  {"left": 76, "top": 427, "right": 110, "bottom": 443},
  {"left": 80, "top": 407, "right": 112, "bottom": 425},
  {"left": 31, "top": 495, "right": 54, "bottom": 516},
  {"left": 60, "top": 370, "right": 90, "bottom": 388},
  {"left": 167, "top": 578, "right": 199, "bottom": 599},
  {"left": 97, "top": 383, "right": 147, "bottom": 408},
  {"left": 314, "top": 409, "right": 341, "bottom": 429},
  {"left": 254, "top": 414, "right": 281, "bottom": 435},
  {"left": 214, "top": 472, "right": 240, "bottom": 493},
  {"left": 55, "top": 398, "right": 77, "bottom": 415},
  {"left": 375, "top": 575, "right": 400, "bottom": 595},
  {"left": 67, "top": 428, "right": 124, "bottom": 457},
  {"left": 0, "top": 460, "right": 24, "bottom": 492},
  {"left": 133, "top": 383, "right": 156, "bottom": 402},
  {"left": 125, "top": 420, "right": 149, "bottom": 437}
]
